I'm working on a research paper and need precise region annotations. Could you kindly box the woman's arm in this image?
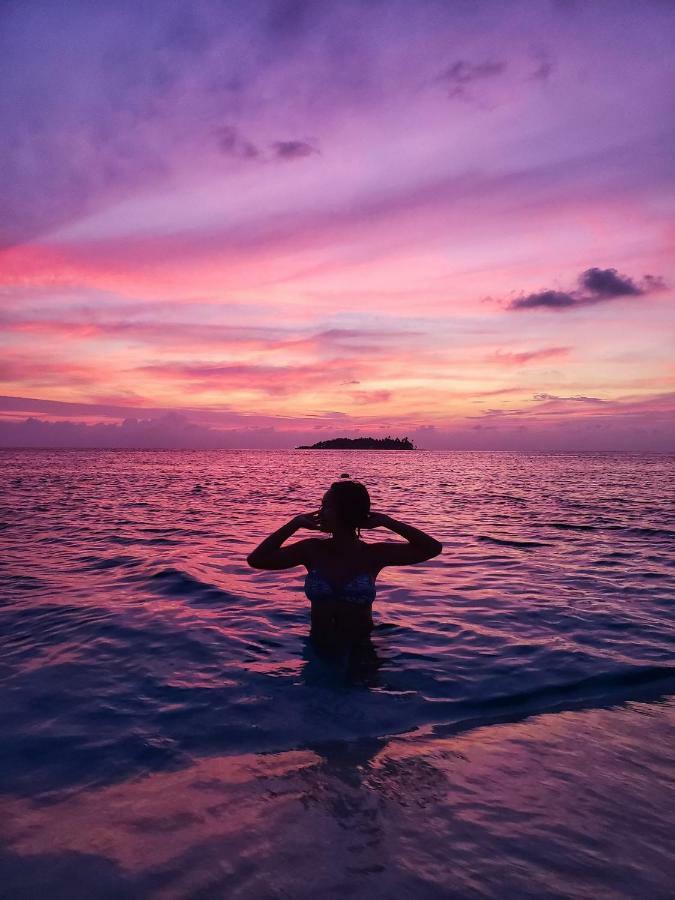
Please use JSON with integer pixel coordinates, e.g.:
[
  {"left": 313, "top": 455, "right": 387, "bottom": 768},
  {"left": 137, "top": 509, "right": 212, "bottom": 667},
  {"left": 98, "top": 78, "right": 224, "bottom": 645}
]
[
  {"left": 366, "top": 513, "right": 442, "bottom": 566},
  {"left": 246, "top": 512, "right": 320, "bottom": 569}
]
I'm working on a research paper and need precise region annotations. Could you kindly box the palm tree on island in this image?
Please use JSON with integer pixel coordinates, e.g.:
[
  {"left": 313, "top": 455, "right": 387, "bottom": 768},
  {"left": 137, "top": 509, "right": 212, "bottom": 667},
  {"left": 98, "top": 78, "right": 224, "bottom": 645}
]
[{"left": 296, "top": 435, "right": 417, "bottom": 450}]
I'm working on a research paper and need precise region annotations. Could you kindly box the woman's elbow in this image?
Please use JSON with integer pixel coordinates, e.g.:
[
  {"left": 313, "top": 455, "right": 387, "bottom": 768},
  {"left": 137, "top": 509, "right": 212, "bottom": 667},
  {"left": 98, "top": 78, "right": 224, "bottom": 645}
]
[
  {"left": 246, "top": 553, "right": 265, "bottom": 569},
  {"left": 428, "top": 540, "right": 443, "bottom": 559}
]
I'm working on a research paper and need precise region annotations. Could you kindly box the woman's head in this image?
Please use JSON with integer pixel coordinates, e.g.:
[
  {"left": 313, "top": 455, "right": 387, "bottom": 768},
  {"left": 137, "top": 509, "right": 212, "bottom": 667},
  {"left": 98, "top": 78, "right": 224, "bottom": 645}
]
[{"left": 320, "top": 479, "right": 370, "bottom": 535}]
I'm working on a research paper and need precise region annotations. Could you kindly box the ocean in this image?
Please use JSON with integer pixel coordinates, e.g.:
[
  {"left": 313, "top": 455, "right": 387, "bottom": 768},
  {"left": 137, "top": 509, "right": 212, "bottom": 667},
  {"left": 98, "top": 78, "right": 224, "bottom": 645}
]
[{"left": 1, "top": 449, "right": 674, "bottom": 898}]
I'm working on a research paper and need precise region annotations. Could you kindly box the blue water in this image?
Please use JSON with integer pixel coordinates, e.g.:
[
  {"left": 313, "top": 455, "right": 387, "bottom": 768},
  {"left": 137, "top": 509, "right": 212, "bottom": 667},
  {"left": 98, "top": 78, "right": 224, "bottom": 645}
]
[{"left": 1, "top": 449, "right": 674, "bottom": 898}]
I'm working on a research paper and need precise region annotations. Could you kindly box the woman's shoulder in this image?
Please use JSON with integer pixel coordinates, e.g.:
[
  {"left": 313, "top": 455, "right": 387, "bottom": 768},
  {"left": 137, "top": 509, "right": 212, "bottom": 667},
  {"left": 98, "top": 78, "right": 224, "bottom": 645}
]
[{"left": 301, "top": 534, "right": 328, "bottom": 554}]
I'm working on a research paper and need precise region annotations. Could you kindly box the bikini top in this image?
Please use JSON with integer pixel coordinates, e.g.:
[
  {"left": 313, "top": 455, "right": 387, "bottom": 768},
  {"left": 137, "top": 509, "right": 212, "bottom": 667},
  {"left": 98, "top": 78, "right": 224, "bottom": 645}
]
[{"left": 304, "top": 568, "right": 377, "bottom": 607}]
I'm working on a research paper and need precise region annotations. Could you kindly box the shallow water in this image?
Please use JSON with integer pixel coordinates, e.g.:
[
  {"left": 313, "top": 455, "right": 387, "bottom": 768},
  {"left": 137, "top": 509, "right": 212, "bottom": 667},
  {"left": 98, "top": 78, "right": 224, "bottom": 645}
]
[{"left": 1, "top": 449, "right": 674, "bottom": 898}]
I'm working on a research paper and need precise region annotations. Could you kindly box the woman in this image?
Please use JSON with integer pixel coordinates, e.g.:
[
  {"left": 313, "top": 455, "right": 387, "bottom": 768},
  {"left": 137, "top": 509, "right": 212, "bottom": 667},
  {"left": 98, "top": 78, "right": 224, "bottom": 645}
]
[{"left": 246, "top": 478, "right": 442, "bottom": 643}]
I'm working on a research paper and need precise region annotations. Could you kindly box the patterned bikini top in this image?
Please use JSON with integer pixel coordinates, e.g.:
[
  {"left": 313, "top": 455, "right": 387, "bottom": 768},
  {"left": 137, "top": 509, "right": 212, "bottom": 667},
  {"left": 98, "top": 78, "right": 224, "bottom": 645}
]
[{"left": 304, "top": 568, "right": 377, "bottom": 607}]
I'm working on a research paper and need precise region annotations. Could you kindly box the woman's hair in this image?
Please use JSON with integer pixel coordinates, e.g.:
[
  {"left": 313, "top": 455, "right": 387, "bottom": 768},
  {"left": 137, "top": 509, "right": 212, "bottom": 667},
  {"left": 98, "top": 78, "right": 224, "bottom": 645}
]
[{"left": 328, "top": 479, "right": 371, "bottom": 535}]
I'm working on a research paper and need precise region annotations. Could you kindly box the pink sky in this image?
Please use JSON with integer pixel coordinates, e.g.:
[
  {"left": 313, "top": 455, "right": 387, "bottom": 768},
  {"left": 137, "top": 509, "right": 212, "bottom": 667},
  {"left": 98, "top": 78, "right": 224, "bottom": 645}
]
[{"left": 1, "top": 0, "right": 674, "bottom": 449}]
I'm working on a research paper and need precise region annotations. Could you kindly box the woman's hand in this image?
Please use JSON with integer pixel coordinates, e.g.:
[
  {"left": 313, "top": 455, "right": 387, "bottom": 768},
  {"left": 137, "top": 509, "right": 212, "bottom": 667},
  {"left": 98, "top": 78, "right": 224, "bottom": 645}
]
[
  {"left": 292, "top": 510, "right": 322, "bottom": 530},
  {"left": 362, "top": 511, "right": 391, "bottom": 529}
]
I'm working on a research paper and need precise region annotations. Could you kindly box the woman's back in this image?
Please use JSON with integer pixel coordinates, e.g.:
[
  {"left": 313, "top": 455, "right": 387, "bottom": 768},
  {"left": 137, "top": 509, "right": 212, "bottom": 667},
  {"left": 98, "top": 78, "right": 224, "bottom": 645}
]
[{"left": 303, "top": 538, "right": 380, "bottom": 640}]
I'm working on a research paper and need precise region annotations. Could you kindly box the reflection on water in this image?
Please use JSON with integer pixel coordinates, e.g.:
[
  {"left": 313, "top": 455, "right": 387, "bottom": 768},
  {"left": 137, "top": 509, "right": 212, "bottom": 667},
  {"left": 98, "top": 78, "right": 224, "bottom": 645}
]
[
  {"left": 1, "top": 700, "right": 672, "bottom": 898},
  {"left": 1, "top": 449, "right": 674, "bottom": 897},
  {"left": 301, "top": 632, "right": 384, "bottom": 688}
]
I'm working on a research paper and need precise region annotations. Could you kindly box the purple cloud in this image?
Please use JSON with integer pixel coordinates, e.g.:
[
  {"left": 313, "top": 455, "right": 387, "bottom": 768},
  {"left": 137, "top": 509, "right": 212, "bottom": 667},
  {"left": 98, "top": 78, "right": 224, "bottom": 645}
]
[
  {"left": 215, "top": 125, "right": 260, "bottom": 159},
  {"left": 436, "top": 59, "right": 507, "bottom": 99},
  {"left": 1, "top": 391, "right": 673, "bottom": 451},
  {"left": 531, "top": 393, "right": 606, "bottom": 403},
  {"left": 509, "top": 267, "right": 667, "bottom": 311},
  {"left": 271, "top": 140, "right": 319, "bottom": 160},
  {"left": 579, "top": 267, "right": 642, "bottom": 298}
]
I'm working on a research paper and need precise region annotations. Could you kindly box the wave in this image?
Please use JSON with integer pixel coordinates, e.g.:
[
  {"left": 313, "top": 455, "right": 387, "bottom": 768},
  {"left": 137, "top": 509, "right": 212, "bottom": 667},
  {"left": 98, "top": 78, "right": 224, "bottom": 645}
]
[
  {"left": 548, "top": 522, "right": 596, "bottom": 532},
  {"left": 5, "top": 574, "right": 52, "bottom": 595},
  {"left": 431, "top": 663, "right": 675, "bottom": 740},
  {"left": 624, "top": 527, "right": 675, "bottom": 540},
  {"left": 477, "top": 535, "right": 551, "bottom": 549},
  {"left": 147, "top": 567, "right": 240, "bottom": 605},
  {"left": 78, "top": 554, "right": 142, "bottom": 572}
]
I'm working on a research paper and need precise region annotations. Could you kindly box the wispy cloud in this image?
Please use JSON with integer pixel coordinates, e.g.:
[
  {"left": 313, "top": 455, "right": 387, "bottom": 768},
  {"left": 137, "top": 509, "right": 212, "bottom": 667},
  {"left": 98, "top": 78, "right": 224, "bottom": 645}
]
[
  {"left": 136, "top": 357, "right": 378, "bottom": 397},
  {"left": 215, "top": 125, "right": 260, "bottom": 159},
  {"left": 0, "top": 354, "right": 107, "bottom": 390},
  {"left": 436, "top": 59, "right": 507, "bottom": 100},
  {"left": 530, "top": 393, "right": 607, "bottom": 404},
  {"left": 1, "top": 1, "right": 674, "bottom": 449},
  {"left": 271, "top": 140, "right": 319, "bottom": 160},
  {"left": 488, "top": 346, "right": 570, "bottom": 366},
  {"left": 351, "top": 389, "right": 391, "bottom": 405},
  {"left": 528, "top": 47, "right": 555, "bottom": 82}
]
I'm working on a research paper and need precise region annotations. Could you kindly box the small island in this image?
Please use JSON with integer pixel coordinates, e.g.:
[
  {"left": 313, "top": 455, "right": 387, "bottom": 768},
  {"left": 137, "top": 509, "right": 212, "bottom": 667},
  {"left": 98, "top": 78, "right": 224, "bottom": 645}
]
[{"left": 296, "top": 435, "right": 416, "bottom": 450}]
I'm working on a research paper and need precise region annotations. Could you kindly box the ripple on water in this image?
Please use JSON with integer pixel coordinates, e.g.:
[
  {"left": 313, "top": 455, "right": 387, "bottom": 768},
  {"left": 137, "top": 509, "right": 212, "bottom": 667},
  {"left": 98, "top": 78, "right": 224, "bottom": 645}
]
[{"left": 0, "top": 449, "right": 674, "bottom": 896}]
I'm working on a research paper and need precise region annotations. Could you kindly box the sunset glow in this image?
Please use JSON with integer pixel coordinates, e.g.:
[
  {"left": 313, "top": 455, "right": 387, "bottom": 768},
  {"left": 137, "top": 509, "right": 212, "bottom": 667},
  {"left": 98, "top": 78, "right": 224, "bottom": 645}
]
[{"left": 2, "top": 0, "right": 674, "bottom": 448}]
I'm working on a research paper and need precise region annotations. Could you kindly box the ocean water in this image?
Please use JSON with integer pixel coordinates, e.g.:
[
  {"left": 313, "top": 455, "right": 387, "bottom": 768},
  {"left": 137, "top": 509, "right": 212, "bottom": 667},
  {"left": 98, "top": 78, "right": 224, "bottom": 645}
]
[{"left": 1, "top": 449, "right": 674, "bottom": 899}]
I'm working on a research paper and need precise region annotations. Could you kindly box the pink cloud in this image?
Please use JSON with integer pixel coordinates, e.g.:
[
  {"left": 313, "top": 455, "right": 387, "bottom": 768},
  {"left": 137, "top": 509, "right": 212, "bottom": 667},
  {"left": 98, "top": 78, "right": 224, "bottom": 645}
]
[
  {"left": 0, "top": 354, "right": 107, "bottom": 390},
  {"left": 488, "top": 346, "right": 570, "bottom": 366},
  {"left": 135, "top": 357, "right": 382, "bottom": 397},
  {"left": 2, "top": 2, "right": 673, "bottom": 449},
  {"left": 351, "top": 390, "right": 392, "bottom": 405}
]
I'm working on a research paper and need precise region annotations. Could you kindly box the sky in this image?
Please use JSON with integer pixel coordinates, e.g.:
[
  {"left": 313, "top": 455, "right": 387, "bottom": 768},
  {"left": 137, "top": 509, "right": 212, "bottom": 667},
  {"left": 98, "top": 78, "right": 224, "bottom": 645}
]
[{"left": 1, "top": 0, "right": 674, "bottom": 450}]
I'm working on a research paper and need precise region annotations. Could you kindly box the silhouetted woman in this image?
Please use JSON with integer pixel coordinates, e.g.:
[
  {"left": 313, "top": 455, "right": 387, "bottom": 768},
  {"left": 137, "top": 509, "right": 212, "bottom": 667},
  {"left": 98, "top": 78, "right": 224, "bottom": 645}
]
[{"left": 247, "top": 478, "right": 442, "bottom": 644}]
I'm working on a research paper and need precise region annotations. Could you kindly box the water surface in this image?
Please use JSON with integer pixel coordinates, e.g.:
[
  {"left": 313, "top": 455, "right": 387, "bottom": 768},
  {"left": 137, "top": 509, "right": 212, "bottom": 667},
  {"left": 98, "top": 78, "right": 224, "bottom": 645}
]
[{"left": 1, "top": 450, "right": 674, "bottom": 897}]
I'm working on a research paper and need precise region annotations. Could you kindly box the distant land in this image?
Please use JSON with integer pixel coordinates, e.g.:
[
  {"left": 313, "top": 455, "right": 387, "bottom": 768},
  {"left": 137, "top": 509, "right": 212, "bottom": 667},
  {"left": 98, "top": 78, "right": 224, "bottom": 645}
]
[{"left": 295, "top": 436, "right": 416, "bottom": 450}]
